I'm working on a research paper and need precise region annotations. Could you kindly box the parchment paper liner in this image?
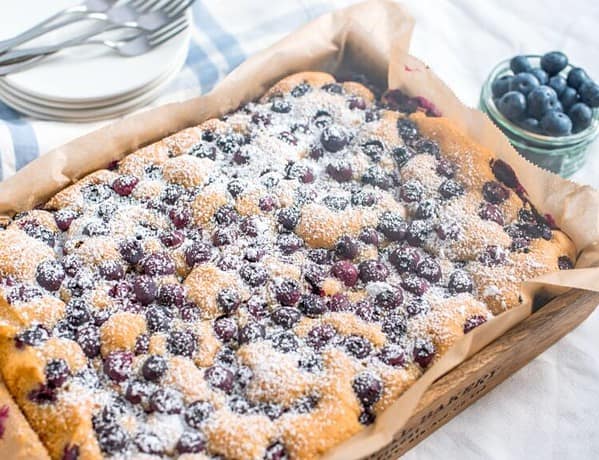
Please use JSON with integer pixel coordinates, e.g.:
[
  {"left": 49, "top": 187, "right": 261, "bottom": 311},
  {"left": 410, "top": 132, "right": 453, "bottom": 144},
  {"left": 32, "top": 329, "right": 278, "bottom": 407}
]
[{"left": 1, "top": 1, "right": 598, "bottom": 459}]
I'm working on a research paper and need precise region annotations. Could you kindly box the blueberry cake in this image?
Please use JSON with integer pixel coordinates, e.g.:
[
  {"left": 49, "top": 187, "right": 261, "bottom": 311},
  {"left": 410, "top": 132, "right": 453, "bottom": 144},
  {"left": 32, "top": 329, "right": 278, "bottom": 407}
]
[{"left": 0, "top": 71, "right": 576, "bottom": 460}]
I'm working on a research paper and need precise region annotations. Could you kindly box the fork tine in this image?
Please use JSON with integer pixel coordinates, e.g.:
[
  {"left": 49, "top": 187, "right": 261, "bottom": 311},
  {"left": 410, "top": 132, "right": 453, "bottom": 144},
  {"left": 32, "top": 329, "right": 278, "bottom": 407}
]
[
  {"left": 148, "top": 15, "right": 187, "bottom": 40},
  {"left": 162, "top": 0, "right": 187, "bottom": 15},
  {"left": 136, "top": 0, "right": 160, "bottom": 13},
  {"left": 148, "top": 19, "right": 187, "bottom": 46},
  {"left": 169, "top": 0, "right": 196, "bottom": 17}
]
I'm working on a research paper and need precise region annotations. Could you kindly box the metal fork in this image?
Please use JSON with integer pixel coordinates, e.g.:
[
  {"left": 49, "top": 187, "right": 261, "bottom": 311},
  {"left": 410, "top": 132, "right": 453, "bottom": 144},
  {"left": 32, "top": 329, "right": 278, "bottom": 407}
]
[
  {"left": 0, "top": 0, "right": 121, "bottom": 54},
  {"left": 0, "top": 16, "right": 188, "bottom": 76},
  {"left": 0, "top": 0, "right": 194, "bottom": 65}
]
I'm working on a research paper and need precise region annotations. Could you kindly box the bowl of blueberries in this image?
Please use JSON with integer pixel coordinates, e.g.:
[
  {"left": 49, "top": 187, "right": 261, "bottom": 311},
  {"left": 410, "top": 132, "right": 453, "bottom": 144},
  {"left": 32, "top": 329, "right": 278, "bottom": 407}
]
[{"left": 480, "top": 51, "right": 599, "bottom": 177}]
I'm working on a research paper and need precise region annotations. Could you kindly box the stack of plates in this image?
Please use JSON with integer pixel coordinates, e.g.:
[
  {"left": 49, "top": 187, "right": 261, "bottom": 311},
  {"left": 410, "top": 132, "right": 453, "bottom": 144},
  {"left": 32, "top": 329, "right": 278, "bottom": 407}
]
[{"left": 0, "top": 0, "right": 191, "bottom": 122}]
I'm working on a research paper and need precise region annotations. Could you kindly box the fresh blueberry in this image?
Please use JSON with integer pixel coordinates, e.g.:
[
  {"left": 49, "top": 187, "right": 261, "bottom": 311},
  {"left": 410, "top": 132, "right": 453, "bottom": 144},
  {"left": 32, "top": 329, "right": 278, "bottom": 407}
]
[
  {"left": 530, "top": 68, "right": 548, "bottom": 85},
  {"left": 560, "top": 86, "right": 579, "bottom": 111},
  {"left": 540, "top": 110, "right": 572, "bottom": 136},
  {"left": 548, "top": 75, "right": 567, "bottom": 96},
  {"left": 497, "top": 91, "right": 527, "bottom": 120},
  {"left": 491, "top": 75, "right": 513, "bottom": 98},
  {"left": 567, "top": 67, "right": 589, "bottom": 89},
  {"left": 540, "top": 51, "right": 568, "bottom": 76},
  {"left": 510, "top": 55, "right": 531, "bottom": 74},
  {"left": 518, "top": 117, "right": 540, "bottom": 133},
  {"left": 510, "top": 72, "right": 539, "bottom": 96},
  {"left": 580, "top": 81, "right": 599, "bottom": 108},
  {"left": 569, "top": 103, "right": 593, "bottom": 132},
  {"left": 526, "top": 85, "right": 559, "bottom": 119}
]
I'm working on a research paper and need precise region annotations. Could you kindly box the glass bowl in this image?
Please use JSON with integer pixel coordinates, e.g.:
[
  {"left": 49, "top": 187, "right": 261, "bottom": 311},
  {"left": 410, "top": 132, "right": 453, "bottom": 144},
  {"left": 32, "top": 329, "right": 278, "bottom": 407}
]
[{"left": 479, "top": 55, "right": 599, "bottom": 177}]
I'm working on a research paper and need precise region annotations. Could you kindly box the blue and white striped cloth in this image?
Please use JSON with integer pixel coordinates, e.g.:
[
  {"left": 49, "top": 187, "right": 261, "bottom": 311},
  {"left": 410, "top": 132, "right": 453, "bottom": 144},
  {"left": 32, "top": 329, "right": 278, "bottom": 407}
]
[{"left": 0, "top": 0, "right": 356, "bottom": 180}]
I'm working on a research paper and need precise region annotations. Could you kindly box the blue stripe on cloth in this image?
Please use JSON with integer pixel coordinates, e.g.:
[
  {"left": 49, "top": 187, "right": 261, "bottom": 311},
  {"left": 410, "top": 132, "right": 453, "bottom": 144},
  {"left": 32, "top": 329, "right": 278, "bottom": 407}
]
[
  {"left": 192, "top": 1, "right": 246, "bottom": 71},
  {"left": 185, "top": 39, "right": 220, "bottom": 92},
  {"left": 0, "top": 102, "right": 38, "bottom": 172}
]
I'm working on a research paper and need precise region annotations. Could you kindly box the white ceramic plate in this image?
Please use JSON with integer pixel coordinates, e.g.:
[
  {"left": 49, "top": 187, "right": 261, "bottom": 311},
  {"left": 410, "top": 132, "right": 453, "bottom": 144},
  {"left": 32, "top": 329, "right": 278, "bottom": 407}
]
[
  {"left": 0, "top": 50, "right": 185, "bottom": 122},
  {"left": 0, "top": 0, "right": 191, "bottom": 104},
  {"left": 0, "top": 41, "right": 189, "bottom": 109}
]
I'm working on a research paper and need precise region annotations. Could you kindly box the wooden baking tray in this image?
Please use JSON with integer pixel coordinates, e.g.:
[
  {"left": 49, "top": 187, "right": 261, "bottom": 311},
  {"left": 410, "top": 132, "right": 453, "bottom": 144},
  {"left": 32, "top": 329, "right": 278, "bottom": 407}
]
[{"left": 368, "top": 289, "right": 599, "bottom": 459}]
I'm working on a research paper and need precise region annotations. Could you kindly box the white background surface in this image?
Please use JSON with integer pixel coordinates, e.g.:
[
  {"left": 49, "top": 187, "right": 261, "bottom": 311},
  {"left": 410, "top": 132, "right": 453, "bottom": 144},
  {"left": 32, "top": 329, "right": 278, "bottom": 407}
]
[{"left": 381, "top": 1, "right": 599, "bottom": 458}]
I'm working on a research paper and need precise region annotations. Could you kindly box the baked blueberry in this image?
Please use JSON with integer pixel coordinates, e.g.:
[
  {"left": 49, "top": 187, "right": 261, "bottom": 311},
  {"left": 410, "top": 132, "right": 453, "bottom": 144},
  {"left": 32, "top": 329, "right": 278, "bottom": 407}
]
[
  {"left": 271, "top": 307, "right": 301, "bottom": 329},
  {"left": 321, "top": 125, "right": 348, "bottom": 152},
  {"left": 416, "top": 257, "right": 442, "bottom": 282},
  {"left": 36, "top": 260, "right": 65, "bottom": 292},
  {"left": 272, "top": 331, "right": 299, "bottom": 353},
  {"left": 361, "top": 140, "right": 384, "bottom": 161},
  {"left": 306, "top": 324, "right": 336, "bottom": 349},
  {"left": 448, "top": 270, "right": 473, "bottom": 294},
  {"left": 76, "top": 324, "right": 101, "bottom": 358},
  {"left": 374, "top": 288, "right": 403, "bottom": 310},
  {"left": 134, "top": 276, "right": 157, "bottom": 305},
  {"left": 379, "top": 344, "right": 406, "bottom": 367},
  {"left": 389, "top": 245, "right": 420, "bottom": 273},
  {"left": 112, "top": 175, "right": 138, "bottom": 196},
  {"left": 146, "top": 305, "right": 174, "bottom": 333},
  {"left": 45, "top": 359, "right": 70, "bottom": 389},
  {"left": 326, "top": 160, "right": 353, "bottom": 182},
  {"left": 401, "top": 274, "right": 429, "bottom": 296},
  {"left": 213, "top": 317, "right": 238, "bottom": 342},
  {"left": 358, "top": 259, "right": 389, "bottom": 283},
  {"left": 271, "top": 98, "right": 291, "bottom": 113},
  {"left": 184, "top": 241, "right": 211, "bottom": 267},
  {"left": 148, "top": 388, "right": 183, "bottom": 414},
  {"left": 142, "top": 355, "right": 168, "bottom": 381},
  {"left": 98, "top": 260, "right": 124, "bottom": 281},
  {"left": 352, "top": 372, "right": 382, "bottom": 407},
  {"left": 176, "top": 431, "right": 205, "bottom": 454},
  {"left": 103, "top": 351, "right": 133, "bottom": 382},
  {"left": 344, "top": 335, "right": 373, "bottom": 359},
  {"left": 298, "top": 294, "right": 327, "bottom": 317},
  {"left": 479, "top": 203, "right": 505, "bottom": 225},
  {"left": 291, "top": 82, "right": 311, "bottom": 97},
  {"left": 167, "top": 330, "right": 197, "bottom": 357},
  {"left": 335, "top": 235, "right": 359, "bottom": 260},
  {"left": 184, "top": 400, "right": 214, "bottom": 428},
  {"left": 327, "top": 293, "right": 352, "bottom": 312},
  {"left": 438, "top": 179, "right": 464, "bottom": 199},
  {"left": 274, "top": 279, "right": 301, "bottom": 306},
  {"left": 413, "top": 338, "right": 436, "bottom": 369},
  {"left": 204, "top": 365, "right": 234, "bottom": 393},
  {"left": 377, "top": 212, "right": 407, "bottom": 241},
  {"left": 463, "top": 315, "right": 487, "bottom": 333}
]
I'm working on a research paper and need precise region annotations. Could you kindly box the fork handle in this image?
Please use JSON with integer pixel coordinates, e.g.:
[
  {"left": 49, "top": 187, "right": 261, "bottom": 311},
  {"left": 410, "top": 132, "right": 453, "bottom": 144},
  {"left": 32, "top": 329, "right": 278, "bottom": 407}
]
[
  {"left": 0, "top": 10, "right": 95, "bottom": 55},
  {"left": 0, "top": 54, "right": 48, "bottom": 77},
  {"left": 0, "top": 25, "right": 112, "bottom": 65}
]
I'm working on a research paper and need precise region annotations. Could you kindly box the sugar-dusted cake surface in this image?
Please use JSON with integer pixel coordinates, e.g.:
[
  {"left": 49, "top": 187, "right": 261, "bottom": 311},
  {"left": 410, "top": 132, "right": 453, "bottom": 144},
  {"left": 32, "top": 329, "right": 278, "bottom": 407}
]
[{"left": 0, "top": 71, "right": 575, "bottom": 460}]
